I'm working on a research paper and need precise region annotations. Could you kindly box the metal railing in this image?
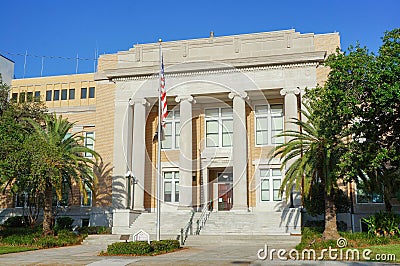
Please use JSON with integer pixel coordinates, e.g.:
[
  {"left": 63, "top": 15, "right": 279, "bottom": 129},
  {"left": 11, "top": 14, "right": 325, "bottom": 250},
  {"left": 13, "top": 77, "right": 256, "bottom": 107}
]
[
  {"left": 196, "top": 202, "right": 211, "bottom": 235},
  {"left": 179, "top": 210, "right": 195, "bottom": 245}
]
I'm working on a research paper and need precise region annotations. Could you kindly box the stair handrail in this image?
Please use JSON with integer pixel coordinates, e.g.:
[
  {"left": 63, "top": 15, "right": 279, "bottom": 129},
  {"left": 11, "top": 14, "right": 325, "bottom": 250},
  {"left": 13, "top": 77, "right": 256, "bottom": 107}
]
[
  {"left": 179, "top": 210, "right": 195, "bottom": 245},
  {"left": 195, "top": 202, "right": 211, "bottom": 235}
]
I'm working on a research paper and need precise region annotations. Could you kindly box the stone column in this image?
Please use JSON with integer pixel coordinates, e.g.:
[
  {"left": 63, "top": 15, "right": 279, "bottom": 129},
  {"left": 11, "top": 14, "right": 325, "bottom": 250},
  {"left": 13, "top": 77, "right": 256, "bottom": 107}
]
[
  {"left": 175, "top": 95, "right": 195, "bottom": 209},
  {"left": 228, "top": 92, "right": 248, "bottom": 211},
  {"left": 202, "top": 168, "right": 209, "bottom": 208},
  {"left": 280, "top": 88, "right": 300, "bottom": 141},
  {"left": 132, "top": 98, "right": 148, "bottom": 211},
  {"left": 280, "top": 88, "right": 300, "bottom": 206},
  {"left": 112, "top": 101, "right": 133, "bottom": 209}
]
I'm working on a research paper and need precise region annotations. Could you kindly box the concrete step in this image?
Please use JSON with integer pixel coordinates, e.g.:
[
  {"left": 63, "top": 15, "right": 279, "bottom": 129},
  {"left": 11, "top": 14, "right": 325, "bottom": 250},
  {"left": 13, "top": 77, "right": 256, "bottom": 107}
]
[{"left": 198, "top": 211, "right": 293, "bottom": 235}]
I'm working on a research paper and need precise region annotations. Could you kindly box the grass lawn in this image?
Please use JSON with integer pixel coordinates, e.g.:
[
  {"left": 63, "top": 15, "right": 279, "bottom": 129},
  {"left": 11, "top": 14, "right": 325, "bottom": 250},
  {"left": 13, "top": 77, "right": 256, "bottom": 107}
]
[
  {"left": 360, "top": 244, "right": 400, "bottom": 262},
  {"left": 297, "top": 227, "right": 400, "bottom": 262},
  {"left": 0, "top": 245, "right": 38, "bottom": 255}
]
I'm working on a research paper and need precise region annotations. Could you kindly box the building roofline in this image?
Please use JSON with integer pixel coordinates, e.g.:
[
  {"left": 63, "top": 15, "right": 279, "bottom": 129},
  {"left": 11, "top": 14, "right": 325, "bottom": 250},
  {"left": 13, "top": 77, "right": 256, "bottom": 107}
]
[{"left": 0, "top": 54, "right": 15, "bottom": 63}]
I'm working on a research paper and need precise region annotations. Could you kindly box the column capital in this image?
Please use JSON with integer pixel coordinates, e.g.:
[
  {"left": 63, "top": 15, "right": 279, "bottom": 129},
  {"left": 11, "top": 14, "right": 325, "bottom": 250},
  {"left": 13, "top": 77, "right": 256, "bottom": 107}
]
[
  {"left": 280, "top": 88, "right": 300, "bottom": 96},
  {"left": 130, "top": 98, "right": 149, "bottom": 106},
  {"left": 228, "top": 91, "right": 248, "bottom": 100},
  {"left": 175, "top": 95, "right": 195, "bottom": 103}
]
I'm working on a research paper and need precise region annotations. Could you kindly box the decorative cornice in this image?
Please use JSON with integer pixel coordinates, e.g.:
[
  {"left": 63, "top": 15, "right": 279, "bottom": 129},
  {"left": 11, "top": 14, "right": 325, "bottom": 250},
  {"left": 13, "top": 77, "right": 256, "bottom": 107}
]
[
  {"left": 110, "top": 62, "right": 319, "bottom": 82},
  {"left": 103, "top": 51, "right": 325, "bottom": 82}
]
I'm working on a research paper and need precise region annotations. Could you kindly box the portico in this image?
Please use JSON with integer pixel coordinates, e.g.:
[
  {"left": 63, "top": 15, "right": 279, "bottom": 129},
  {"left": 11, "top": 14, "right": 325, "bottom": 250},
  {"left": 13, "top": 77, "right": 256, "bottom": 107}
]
[{"left": 105, "top": 29, "right": 334, "bottom": 234}]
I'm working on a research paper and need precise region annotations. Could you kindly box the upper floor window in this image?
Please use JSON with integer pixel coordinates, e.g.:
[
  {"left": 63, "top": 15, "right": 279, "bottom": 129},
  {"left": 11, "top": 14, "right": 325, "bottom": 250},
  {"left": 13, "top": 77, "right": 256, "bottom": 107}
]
[
  {"left": 84, "top": 132, "right": 95, "bottom": 158},
  {"left": 205, "top": 107, "right": 233, "bottom": 147},
  {"left": 34, "top": 91, "right": 40, "bottom": 102},
  {"left": 61, "top": 89, "right": 67, "bottom": 100},
  {"left": 255, "top": 104, "right": 284, "bottom": 146},
  {"left": 69, "top": 89, "right": 75, "bottom": 100},
  {"left": 46, "top": 90, "right": 52, "bottom": 101},
  {"left": 81, "top": 88, "right": 87, "bottom": 99},
  {"left": 11, "top": 93, "right": 18, "bottom": 103},
  {"left": 164, "top": 171, "right": 179, "bottom": 203},
  {"left": 19, "top": 92, "right": 26, "bottom": 103},
  {"left": 162, "top": 110, "right": 180, "bottom": 150},
  {"left": 27, "top": 92, "right": 33, "bottom": 102},
  {"left": 89, "top": 87, "right": 95, "bottom": 98},
  {"left": 356, "top": 179, "right": 383, "bottom": 204},
  {"left": 260, "top": 168, "right": 282, "bottom": 201},
  {"left": 53, "top": 90, "right": 60, "bottom": 101}
]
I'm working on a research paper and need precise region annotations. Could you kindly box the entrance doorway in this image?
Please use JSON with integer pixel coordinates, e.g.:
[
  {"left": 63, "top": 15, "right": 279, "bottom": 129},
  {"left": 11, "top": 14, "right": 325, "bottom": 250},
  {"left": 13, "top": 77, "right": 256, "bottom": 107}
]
[{"left": 217, "top": 172, "right": 233, "bottom": 211}]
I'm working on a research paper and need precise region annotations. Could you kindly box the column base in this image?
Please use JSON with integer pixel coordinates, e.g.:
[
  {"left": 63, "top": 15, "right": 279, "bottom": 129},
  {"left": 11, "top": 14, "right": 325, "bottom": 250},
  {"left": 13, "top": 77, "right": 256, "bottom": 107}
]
[{"left": 133, "top": 207, "right": 146, "bottom": 212}]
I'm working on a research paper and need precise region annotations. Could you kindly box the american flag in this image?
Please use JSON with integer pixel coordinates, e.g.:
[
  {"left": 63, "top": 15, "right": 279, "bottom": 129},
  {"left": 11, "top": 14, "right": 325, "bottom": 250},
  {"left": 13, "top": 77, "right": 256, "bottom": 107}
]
[{"left": 160, "top": 54, "right": 168, "bottom": 127}]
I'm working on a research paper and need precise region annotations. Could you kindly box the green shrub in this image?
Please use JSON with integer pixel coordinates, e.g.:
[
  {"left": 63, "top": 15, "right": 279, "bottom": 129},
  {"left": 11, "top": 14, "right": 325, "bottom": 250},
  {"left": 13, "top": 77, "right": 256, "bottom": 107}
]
[
  {"left": 54, "top": 216, "right": 74, "bottom": 231},
  {"left": 0, "top": 227, "right": 84, "bottom": 248},
  {"left": 151, "top": 240, "right": 180, "bottom": 252},
  {"left": 105, "top": 240, "right": 180, "bottom": 255},
  {"left": 2, "top": 216, "right": 29, "bottom": 228},
  {"left": 362, "top": 211, "right": 400, "bottom": 237},
  {"left": 77, "top": 226, "right": 111, "bottom": 235},
  {"left": 106, "top": 241, "right": 153, "bottom": 255}
]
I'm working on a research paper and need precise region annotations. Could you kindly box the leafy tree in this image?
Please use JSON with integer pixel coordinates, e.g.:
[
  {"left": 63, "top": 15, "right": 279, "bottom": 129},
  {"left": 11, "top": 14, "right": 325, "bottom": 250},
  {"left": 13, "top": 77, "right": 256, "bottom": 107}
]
[
  {"left": 26, "top": 114, "right": 99, "bottom": 235},
  {"left": 304, "top": 182, "right": 350, "bottom": 217},
  {"left": 0, "top": 77, "right": 47, "bottom": 226},
  {"left": 270, "top": 106, "right": 346, "bottom": 240},
  {"left": 307, "top": 28, "right": 400, "bottom": 211}
]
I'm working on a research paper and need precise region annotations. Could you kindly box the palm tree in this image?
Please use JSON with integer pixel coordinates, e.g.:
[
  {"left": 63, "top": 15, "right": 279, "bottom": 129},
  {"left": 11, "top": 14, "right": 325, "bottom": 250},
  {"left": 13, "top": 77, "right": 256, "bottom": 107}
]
[
  {"left": 270, "top": 106, "right": 345, "bottom": 240},
  {"left": 27, "top": 114, "right": 99, "bottom": 235}
]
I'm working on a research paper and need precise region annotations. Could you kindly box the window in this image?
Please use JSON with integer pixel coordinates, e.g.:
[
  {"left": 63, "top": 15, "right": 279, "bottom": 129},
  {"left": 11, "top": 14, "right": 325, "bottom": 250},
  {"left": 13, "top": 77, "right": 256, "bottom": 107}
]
[
  {"left": 255, "top": 104, "right": 284, "bottom": 145},
  {"left": 46, "top": 90, "right": 52, "bottom": 101},
  {"left": 19, "top": 92, "right": 26, "bottom": 103},
  {"left": 84, "top": 132, "right": 94, "bottom": 158},
  {"left": 89, "top": 87, "right": 95, "bottom": 98},
  {"left": 27, "top": 92, "right": 33, "bottom": 102},
  {"left": 15, "top": 192, "right": 28, "bottom": 208},
  {"left": 162, "top": 110, "right": 180, "bottom": 149},
  {"left": 260, "top": 168, "right": 282, "bottom": 201},
  {"left": 81, "top": 185, "right": 92, "bottom": 207},
  {"left": 164, "top": 171, "right": 179, "bottom": 203},
  {"left": 61, "top": 89, "right": 67, "bottom": 100},
  {"left": 53, "top": 90, "right": 60, "bottom": 101},
  {"left": 11, "top": 93, "right": 18, "bottom": 103},
  {"left": 205, "top": 107, "right": 233, "bottom": 147},
  {"left": 356, "top": 180, "right": 383, "bottom": 204},
  {"left": 81, "top": 88, "right": 87, "bottom": 99},
  {"left": 52, "top": 180, "right": 69, "bottom": 207},
  {"left": 34, "top": 91, "right": 40, "bottom": 102},
  {"left": 69, "top": 89, "right": 75, "bottom": 100}
]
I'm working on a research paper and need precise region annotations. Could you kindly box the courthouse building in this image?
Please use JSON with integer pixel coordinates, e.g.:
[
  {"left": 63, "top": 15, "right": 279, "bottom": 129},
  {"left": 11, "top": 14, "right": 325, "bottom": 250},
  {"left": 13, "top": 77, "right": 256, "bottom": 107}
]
[{"left": 4, "top": 29, "right": 387, "bottom": 234}]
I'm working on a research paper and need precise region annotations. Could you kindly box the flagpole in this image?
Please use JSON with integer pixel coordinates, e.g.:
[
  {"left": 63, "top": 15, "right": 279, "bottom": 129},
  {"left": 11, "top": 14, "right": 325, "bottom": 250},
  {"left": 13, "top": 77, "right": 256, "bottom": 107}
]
[{"left": 156, "top": 39, "right": 162, "bottom": 241}]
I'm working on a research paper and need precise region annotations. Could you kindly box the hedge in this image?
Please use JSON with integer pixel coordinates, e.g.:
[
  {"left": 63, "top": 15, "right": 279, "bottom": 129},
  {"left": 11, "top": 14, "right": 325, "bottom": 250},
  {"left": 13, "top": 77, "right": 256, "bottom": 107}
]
[{"left": 105, "top": 240, "right": 180, "bottom": 255}]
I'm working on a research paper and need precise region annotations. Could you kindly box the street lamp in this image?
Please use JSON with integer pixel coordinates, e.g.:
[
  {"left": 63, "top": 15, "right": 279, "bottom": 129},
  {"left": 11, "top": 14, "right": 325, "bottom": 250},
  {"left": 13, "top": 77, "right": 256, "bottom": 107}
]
[{"left": 125, "top": 171, "right": 135, "bottom": 210}]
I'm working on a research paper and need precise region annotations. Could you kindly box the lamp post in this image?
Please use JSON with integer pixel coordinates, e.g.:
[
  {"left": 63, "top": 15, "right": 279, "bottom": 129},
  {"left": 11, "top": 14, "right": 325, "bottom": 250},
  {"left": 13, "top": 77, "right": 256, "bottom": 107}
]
[{"left": 125, "top": 171, "right": 135, "bottom": 210}]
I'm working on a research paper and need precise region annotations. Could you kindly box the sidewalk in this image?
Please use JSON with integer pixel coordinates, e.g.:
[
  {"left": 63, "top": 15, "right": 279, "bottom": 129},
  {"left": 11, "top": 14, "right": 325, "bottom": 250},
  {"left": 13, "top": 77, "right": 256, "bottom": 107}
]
[{"left": 1, "top": 235, "right": 396, "bottom": 265}]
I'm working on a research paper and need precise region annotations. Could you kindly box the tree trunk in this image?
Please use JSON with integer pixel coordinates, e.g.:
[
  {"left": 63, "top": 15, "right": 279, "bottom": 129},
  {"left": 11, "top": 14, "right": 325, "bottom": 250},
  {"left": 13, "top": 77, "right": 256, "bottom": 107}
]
[
  {"left": 42, "top": 184, "right": 54, "bottom": 236},
  {"left": 322, "top": 189, "right": 340, "bottom": 240},
  {"left": 384, "top": 187, "right": 392, "bottom": 212}
]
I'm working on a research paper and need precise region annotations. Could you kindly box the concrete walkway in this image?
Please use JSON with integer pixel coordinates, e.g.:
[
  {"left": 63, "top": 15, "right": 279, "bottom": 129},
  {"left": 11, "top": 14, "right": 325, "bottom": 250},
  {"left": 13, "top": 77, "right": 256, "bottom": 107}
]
[{"left": 0, "top": 235, "right": 398, "bottom": 265}]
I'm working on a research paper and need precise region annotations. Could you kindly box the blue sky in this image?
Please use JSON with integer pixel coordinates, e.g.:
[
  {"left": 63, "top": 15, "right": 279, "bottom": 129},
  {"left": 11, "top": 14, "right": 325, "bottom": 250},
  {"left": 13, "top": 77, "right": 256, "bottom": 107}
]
[{"left": 1, "top": 0, "right": 399, "bottom": 78}]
